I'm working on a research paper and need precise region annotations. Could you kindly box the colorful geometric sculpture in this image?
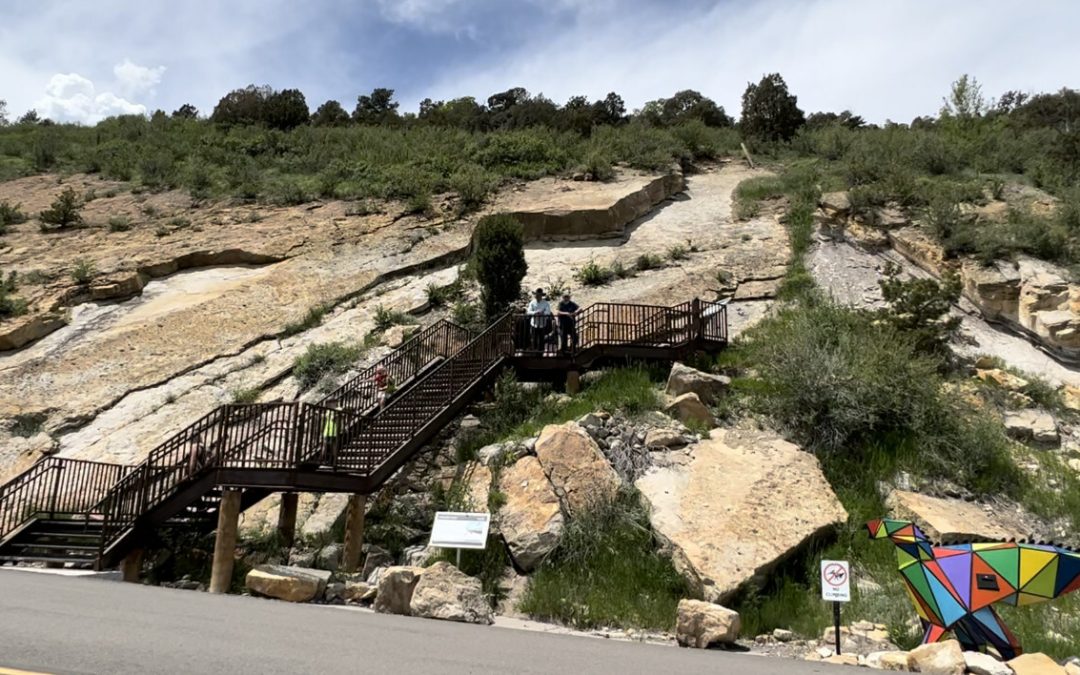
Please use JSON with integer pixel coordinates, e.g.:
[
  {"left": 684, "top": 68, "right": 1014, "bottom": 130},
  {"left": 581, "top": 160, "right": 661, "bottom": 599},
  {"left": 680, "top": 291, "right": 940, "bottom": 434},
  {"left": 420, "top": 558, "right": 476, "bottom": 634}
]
[{"left": 867, "top": 518, "right": 1080, "bottom": 659}]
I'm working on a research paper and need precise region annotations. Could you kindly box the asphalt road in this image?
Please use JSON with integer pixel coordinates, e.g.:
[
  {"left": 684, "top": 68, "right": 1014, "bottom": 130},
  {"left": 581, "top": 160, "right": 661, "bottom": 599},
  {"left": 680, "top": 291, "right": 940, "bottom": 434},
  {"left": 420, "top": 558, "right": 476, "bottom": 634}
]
[{"left": 0, "top": 569, "right": 845, "bottom": 675}]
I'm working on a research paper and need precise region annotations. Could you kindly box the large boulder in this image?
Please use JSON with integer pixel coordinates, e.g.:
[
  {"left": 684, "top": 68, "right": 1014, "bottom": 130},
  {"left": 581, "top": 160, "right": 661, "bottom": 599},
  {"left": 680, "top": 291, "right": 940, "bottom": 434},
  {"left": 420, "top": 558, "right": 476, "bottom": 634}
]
[
  {"left": 663, "top": 393, "right": 716, "bottom": 428},
  {"left": 463, "top": 462, "right": 492, "bottom": 511},
  {"left": 976, "top": 368, "right": 1030, "bottom": 392},
  {"left": 675, "top": 599, "right": 741, "bottom": 648},
  {"left": 245, "top": 565, "right": 332, "bottom": 603},
  {"left": 644, "top": 427, "right": 686, "bottom": 449},
  {"left": 885, "top": 490, "right": 1025, "bottom": 541},
  {"left": 865, "top": 651, "right": 913, "bottom": 671},
  {"left": 497, "top": 456, "right": 564, "bottom": 571},
  {"left": 534, "top": 422, "right": 621, "bottom": 515},
  {"left": 636, "top": 428, "right": 847, "bottom": 603},
  {"left": 299, "top": 493, "right": 350, "bottom": 541},
  {"left": 907, "top": 640, "right": 965, "bottom": 675},
  {"left": 409, "top": 561, "right": 493, "bottom": 625},
  {"left": 666, "top": 363, "right": 731, "bottom": 405},
  {"left": 1004, "top": 409, "right": 1059, "bottom": 446},
  {"left": 373, "top": 566, "right": 425, "bottom": 615},
  {"left": 1008, "top": 653, "right": 1067, "bottom": 675}
]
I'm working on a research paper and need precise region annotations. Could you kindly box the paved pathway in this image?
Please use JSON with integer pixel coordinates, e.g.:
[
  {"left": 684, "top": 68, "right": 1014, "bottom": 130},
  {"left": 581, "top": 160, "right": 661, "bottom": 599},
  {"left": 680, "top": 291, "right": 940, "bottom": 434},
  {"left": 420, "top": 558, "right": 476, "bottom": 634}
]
[{"left": 0, "top": 569, "right": 845, "bottom": 675}]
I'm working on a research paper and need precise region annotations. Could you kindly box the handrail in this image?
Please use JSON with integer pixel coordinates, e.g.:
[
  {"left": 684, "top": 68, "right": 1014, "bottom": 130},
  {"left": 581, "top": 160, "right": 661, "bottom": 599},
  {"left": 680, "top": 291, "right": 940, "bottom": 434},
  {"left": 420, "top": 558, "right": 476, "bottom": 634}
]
[
  {"left": 2, "top": 299, "right": 728, "bottom": 564},
  {"left": 320, "top": 319, "right": 472, "bottom": 413},
  {"left": 0, "top": 457, "right": 129, "bottom": 542}
]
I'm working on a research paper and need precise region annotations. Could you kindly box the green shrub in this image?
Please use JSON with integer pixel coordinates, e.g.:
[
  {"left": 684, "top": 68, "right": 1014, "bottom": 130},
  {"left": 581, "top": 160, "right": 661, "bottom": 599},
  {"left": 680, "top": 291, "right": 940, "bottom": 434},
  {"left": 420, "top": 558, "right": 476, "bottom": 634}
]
[
  {"left": 283, "top": 303, "right": 331, "bottom": 336},
  {"left": 373, "top": 305, "right": 413, "bottom": 331},
  {"left": 0, "top": 200, "right": 28, "bottom": 228},
  {"left": 520, "top": 488, "right": 688, "bottom": 630},
  {"left": 11, "top": 412, "right": 47, "bottom": 438},
  {"left": 70, "top": 258, "right": 96, "bottom": 285},
  {"left": 404, "top": 191, "right": 433, "bottom": 216},
  {"left": 634, "top": 253, "right": 663, "bottom": 271},
  {"left": 0, "top": 270, "right": 28, "bottom": 318},
  {"left": 451, "top": 300, "right": 484, "bottom": 331},
  {"left": 230, "top": 387, "right": 261, "bottom": 404},
  {"left": 877, "top": 262, "right": 961, "bottom": 360},
  {"left": 733, "top": 299, "right": 1017, "bottom": 495},
  {"left": 292, "top": 342, "right": 363, "bottom": 390},
  {"left": 575, "top": 259, "right": 613, "bottom": 286},
  {"left": 610, "top": 260, "right": 633, "bottom": 279},
  {"left": 39, "top": 188, "right": 83, "bottom": 229},
  {"left": 449, "top": 164, "right": 497, "bottom": 212},
  {"left": 107, "top": 215, "right": 132, "bottom": 232},
  {"left": 667, "top": 244, "right": 689, "bottom": 261},
  {"left": 425, "top": 279, "right": 465, "bottom": 308},
  {"left": 581, "top": 152, "right": 615, "bottom": 181},
  {"left": 473, "top": 214, "right": 527, "bottom": 317}
]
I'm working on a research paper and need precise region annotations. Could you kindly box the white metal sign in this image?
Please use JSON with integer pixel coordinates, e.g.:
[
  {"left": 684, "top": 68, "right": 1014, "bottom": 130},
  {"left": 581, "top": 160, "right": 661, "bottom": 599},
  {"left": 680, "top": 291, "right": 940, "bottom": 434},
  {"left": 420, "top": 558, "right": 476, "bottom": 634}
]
[
  {"left": 429, "top": 511, "right": 491, "bottom": 550},
  {"left": 821, "top": 560, "right": 851, "bottom": 602}
]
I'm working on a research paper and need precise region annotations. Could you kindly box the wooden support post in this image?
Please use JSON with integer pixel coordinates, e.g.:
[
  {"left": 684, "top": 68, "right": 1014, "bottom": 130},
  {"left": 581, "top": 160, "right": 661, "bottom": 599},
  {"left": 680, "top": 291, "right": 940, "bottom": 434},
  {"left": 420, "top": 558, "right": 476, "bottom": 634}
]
[
  {"left": 566, "top": 370, "right": 581, "bottom": 395},
  {"left": 120, "top": 548, "right": 144, "bottom": 583},
  {"left": 341, "top": 494, "right": 367, "bottom": 574},
  {"left": 277, "top": 492, "right": 299, "bottom": 549},
  {"left": 740, "top": 142, "right": 756, "bottom": 169},
  {"left": 209, "top": 488, "right": 242, "bottom": 594}
]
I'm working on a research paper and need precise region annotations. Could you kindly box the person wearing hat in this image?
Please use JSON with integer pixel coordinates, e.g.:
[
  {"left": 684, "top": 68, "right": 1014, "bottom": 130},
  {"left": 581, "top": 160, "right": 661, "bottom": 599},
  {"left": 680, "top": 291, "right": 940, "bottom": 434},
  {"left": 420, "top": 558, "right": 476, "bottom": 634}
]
[
  {"left": 556, "top": 290, "right": 579, "bottom": 354},
  {"left": 525, "top": 288, "right": 552, "bottom": 353}
]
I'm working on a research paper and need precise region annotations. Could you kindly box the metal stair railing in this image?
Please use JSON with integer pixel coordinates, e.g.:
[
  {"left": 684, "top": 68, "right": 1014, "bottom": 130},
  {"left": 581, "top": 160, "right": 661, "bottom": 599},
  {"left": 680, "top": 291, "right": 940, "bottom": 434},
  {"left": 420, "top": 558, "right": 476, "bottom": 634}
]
[
  {"left": 333, "top": 312, "right": 515, "bottom": 474},
  {"left": 0, "top": 457, "right": 130, "bottom": 544}
]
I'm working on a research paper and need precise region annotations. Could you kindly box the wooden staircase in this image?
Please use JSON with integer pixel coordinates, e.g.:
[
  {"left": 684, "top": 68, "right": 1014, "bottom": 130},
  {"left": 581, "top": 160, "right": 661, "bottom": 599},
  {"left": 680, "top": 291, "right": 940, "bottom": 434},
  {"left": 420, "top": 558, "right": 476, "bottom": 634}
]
[{"left": 0, "top": 300, "right": 727, "bottom": 570}]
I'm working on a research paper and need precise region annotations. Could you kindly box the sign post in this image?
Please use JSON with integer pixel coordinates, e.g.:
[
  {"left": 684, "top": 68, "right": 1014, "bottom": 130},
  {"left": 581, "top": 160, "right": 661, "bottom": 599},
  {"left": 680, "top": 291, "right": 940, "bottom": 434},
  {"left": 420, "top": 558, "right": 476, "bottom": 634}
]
[
  {"left": 428, "top": 512, "right": 491, "bottom": 567},
  {"left": 821, "top": 560, "right": 851, "bottom": 655}
]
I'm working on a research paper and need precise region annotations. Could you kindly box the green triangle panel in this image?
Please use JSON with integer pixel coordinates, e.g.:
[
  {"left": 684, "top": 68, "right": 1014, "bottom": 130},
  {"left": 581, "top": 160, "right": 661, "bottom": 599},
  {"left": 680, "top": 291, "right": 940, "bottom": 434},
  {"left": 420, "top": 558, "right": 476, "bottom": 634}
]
[
  {"left": 1024, "top": 558, "right": 1058, "bottom": 598},
  {"left": 978, "top": 548, "right": 1020, "bottom": 588},
  {"left": 903, "top": 566, "right": 942, "bottom": 621}
]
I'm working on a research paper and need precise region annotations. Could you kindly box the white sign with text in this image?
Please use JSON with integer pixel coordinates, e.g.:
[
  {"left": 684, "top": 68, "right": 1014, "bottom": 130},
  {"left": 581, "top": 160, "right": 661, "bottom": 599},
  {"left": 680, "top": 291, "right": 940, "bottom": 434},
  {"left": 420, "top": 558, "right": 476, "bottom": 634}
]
[
  {"left": 821, "top": 560, "right": 851, "bottom": 602},
  {"left": 429, "top": 511, "right": 491, "bottom": 550}
]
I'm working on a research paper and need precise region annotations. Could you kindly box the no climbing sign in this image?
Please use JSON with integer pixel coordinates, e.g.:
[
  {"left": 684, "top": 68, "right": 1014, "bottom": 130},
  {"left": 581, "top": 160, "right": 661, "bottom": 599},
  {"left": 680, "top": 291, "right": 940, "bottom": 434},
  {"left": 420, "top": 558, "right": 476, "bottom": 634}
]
[{"left": 821, "top": 560, "right": 851, "bottom": 602}]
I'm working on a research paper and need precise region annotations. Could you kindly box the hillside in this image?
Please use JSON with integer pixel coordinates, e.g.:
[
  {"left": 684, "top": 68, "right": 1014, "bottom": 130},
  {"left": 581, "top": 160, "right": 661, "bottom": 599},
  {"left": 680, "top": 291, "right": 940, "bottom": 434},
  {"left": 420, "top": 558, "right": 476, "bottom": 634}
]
[{"left": 3, "top": 75, "right": 1080, "bottom": 666}]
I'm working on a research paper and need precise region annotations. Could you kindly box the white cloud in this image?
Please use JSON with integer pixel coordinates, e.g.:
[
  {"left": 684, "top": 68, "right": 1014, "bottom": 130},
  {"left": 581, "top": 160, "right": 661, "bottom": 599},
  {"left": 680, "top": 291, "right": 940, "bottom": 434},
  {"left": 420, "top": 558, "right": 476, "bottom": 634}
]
[
  {"left": 418, "top": 0, "right": 1080, "bottom": 124},
  {"left": 113, "top": 58, "right": 166, "bottom": 97},
  {"left": 33, "top": 72, "right": 146, "bottom": 124}
]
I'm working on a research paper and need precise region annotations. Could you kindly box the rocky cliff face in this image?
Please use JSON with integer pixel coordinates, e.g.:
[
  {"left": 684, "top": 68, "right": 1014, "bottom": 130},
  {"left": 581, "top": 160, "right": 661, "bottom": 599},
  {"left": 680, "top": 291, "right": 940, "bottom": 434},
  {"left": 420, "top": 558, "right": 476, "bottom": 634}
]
[
  {"left": 0, "top": 162, "right": 779, "bottom": 481},
  {"left": 818, "top": 191, "right": 1080, "bottom": 365}
]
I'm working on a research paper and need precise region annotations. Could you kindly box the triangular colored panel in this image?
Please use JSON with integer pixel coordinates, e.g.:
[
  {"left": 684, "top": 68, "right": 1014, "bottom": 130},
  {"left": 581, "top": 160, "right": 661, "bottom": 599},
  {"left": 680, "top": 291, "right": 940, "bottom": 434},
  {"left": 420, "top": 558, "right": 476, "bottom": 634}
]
[
  {"left": 1054, "top": 554, "right": 1080, "bottom": 597},
  {"left": 970, "top": 556, "right": 1015, "bottom": 611},
  {"left": 925, "top": 569, "right": 968, "bottom": 626},
  {"left": 920, "top": 547, "right": 934, "bottom": 561},
  {"left": 1026, "top": 558, "right": 1058, "bottom": 598},
  {"left": 924, "top": 560, "right": 964, "bottom": 606},
  {"left": 904, "top": 566, "right": 942, "bottom": 622},
  {"left": 1017, "top": 592, "right": 1050, "bottom": 607},
  {"left": 999, "top": 592, "right": 1019, "bottom": 606},
  {"left": 1018, "top": 549, "right": 1056, "bottom": 588},
  {"left": 896, "top": 524, "right": 916, "bottom": 538},
  {"left": 933, "top": 547, "right": 967, "bottom": 558},
  {"left": 904, "top": 582, "right": 931, "bottom": 622},
  {"left": 937, "top": 553, "right": 973, "bottom": 608},
  {"left": 897, "top": 548, "right": 919, "bottom": 570},
  {"left": 973, "top": 542, "right": 1012, "bottom": 551},
  {"left": 979, "top": 548, "right": 1020, "bottom": 588}
]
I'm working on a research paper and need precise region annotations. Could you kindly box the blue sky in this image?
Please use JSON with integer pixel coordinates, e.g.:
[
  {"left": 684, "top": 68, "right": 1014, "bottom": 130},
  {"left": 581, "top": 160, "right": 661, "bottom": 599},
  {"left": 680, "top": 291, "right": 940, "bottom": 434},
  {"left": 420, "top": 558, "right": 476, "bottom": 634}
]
[{"left": 2, "top": 0, "right": 1078, "bottom": 125}]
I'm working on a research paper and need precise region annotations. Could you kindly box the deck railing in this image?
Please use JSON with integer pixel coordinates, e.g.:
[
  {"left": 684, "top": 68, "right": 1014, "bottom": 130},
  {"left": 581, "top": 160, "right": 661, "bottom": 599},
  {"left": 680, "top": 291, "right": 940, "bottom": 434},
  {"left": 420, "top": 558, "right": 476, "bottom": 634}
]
[{"left": 2, "top": 298, "right": 727, "bottom": 559}]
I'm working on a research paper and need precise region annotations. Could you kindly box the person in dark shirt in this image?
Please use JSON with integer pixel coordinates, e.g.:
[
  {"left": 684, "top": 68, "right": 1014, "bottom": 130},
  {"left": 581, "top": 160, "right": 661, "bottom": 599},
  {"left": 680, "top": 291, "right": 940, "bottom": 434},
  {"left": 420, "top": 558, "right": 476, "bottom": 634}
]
[{"left": 556, "top": 291, "right": 579, "bottom": 354}]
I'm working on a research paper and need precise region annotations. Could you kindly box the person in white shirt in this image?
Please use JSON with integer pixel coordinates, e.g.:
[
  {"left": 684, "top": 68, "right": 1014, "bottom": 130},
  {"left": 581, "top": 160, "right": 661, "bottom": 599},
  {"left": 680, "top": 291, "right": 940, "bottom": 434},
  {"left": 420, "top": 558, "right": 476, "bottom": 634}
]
[{"left": 525, "top": 288, "right": 552, "bottom": 353}]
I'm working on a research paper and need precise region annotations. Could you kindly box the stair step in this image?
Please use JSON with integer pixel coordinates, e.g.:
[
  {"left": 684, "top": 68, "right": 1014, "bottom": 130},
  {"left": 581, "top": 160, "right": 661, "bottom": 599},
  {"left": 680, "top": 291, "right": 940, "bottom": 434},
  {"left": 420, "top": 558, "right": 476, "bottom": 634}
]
[
  {"left": 12, "top": 542, "right": 100, "bottom": 552},
  {"left": 0, "top": 554, "right": 96, "bottom": 565}
]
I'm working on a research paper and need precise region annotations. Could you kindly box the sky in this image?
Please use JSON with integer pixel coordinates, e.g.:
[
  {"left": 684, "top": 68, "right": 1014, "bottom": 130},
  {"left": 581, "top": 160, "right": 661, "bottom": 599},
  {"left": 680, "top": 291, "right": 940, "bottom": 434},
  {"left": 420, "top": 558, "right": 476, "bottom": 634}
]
[{"left": 1, "top": 0, "right": 1077, "bottom": 126}]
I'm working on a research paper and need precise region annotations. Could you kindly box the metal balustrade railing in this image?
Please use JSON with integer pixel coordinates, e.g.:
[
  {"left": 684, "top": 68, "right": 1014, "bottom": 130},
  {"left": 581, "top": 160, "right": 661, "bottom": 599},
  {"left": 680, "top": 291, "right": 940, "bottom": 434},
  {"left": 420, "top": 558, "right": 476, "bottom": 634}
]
[
  {"left": 0, "top": 457, "right": 130, "bottom": 542},
  {"left": 1, "top": 299, "right": 728, "bottom": 562}
]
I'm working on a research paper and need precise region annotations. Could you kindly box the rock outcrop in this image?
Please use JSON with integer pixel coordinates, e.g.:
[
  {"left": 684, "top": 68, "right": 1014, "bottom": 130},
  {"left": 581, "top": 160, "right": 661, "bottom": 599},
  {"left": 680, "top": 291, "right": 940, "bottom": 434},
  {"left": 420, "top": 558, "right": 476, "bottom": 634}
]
[
  {"left": 1009, "top": 652, "right": 1068, "bottom": 675},
  {"left": 534, "top": 422, "right": 621, "bottom": 515},
  {"left": 907, "top": 640, "right": 966, "bottom": 675},
  {"left": 374, "top": 566, "right": 425, "bottom": 616},
  {"left": 666, "top": 363, "right": 730, "bottom": 405},
  {"left": 245, "top": 565, "right": 332, "bottom": 603},
  {"left": 965, "top": 651, "right": 1016, "bottom": 675},
  {"left": 663, "top": 393, "right": 716, "bottom": 428},
  {"left": 675, "top": 599, "right": 741, "bottom": 648},
  {"left": 497, "top": 456, "right": 564, "bottom": 571},
  {"left": 409, "top": 562, "right": 493, "bottom": 625},
  {"left": 636, "top": 428, "right": 847, "bottom": 603},
  {"left": 885, "top": 490, "right": 1025, "bottom": 541},
  {"left": 1004, "top": 409, "right": 1060, "bottom": 445}
]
